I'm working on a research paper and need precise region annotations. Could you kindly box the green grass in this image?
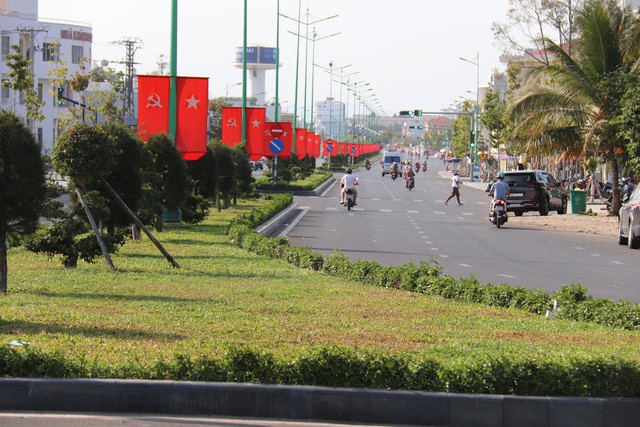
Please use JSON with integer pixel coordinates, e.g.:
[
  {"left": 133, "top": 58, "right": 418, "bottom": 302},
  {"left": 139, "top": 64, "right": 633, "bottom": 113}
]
[{"left": 2, "top": 199, "right": 639, "bottom": 368}]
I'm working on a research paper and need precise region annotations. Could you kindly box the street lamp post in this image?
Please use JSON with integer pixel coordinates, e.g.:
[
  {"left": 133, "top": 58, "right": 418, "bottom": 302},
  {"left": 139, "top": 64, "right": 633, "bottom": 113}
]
[
  {"left": 460, "top": 53, "right": 480, "bottom": 182},
  {"left": 224, "top": 82, "right": 242, "bottom": 97}
]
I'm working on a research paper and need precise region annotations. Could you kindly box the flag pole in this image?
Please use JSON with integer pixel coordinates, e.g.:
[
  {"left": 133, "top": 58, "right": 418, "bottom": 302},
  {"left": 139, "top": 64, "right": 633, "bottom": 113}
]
[
  {"left": 241, "top": 0, "right": 247, "bottom": 145},
  {"left": 169, "top": 0, "right": 178, "bottom": 143}
]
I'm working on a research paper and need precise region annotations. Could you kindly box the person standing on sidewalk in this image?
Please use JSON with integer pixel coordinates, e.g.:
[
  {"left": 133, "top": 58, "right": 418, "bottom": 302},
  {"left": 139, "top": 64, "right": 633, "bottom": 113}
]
[{"left": 445, "top": 171, "right": 464, "bottom": 206}]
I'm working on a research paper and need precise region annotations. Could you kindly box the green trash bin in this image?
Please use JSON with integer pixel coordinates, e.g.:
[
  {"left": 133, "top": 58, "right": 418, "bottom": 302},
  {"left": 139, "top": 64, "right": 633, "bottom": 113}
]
[{"left": 571, "top": 190, "right": 587, "bottom": 214}]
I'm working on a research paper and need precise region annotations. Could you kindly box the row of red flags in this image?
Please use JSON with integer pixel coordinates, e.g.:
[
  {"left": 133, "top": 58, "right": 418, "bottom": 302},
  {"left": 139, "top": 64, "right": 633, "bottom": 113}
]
[
  {"left": 220, "top": 107, "right": 380, "bottom": 160},
  {"left": 136, "top": 75, "right": 380, "bottom": 161}
]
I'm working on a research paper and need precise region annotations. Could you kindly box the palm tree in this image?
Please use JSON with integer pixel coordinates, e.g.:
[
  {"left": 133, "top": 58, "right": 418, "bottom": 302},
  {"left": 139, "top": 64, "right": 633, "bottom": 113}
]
[{"left": 507, "top": 0, "right": 640, "bottom": 214}]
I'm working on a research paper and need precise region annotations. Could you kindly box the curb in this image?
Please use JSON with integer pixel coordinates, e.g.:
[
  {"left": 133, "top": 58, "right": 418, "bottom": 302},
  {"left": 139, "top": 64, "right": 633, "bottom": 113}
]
[
  {"left": 254, "top": 202, "right": 300, "bottom": 237},
  {"left": 0, "top": 378, "right": 638, "bottom": 427}
]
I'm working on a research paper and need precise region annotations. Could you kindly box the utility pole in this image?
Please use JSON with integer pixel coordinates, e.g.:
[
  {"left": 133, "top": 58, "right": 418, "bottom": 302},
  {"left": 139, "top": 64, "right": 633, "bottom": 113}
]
[{"left": 110, "top": 37, "right": 142, "bottom": 125}]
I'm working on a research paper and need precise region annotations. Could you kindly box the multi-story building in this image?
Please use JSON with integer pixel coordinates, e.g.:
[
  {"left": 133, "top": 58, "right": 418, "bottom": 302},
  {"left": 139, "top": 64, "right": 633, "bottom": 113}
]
[
  {"left": 1, "top": 0, "right": 92, "bottom": 154},
  {"left": 314, "top": 97, "right": 345, "bottom": 140}
]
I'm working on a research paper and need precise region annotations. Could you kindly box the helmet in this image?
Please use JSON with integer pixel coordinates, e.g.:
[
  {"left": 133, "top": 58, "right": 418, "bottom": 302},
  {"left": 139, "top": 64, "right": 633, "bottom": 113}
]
[
  {"left": 497, "top": 171, "right": 505, "bottom": 179},
  {"left": 408, "top": 165, "right": 413, "bottom": 170},
  {"left": 346, "top": 168, "right": 352, "bottom": 174}
]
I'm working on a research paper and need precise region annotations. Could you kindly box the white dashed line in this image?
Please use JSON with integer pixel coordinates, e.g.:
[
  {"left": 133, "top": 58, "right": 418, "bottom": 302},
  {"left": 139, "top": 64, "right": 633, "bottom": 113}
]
[
  {"left": 407, "top": 210, "right": 419, "bottom": 214},
  {"left": 430, "top": 247, "right": 440, "bottom": 251},
  {"left": 611, "top": 261, "right": 624, "bottom": 265},
  {"left": 439, "top": 255, "right": 449, "bottom": 258},
  {"left": 421, "top": 235, "right": 429, "bottom": 238},
  {"left": 462, "top": 212, "right": 474, "bottom": 216},
  {"left": 574, "top": 247, "right": 585, "bottom": 250},
  {"left": 434, "top": 211, "right": 446, "bottom": 215},
  {"left": 325, "top": 207, "right": 338, "bottom": 211},
  {"left": 591, "top": 253, "right": 601, "bottom": 257},
  {"left": 458, "top": 264, "right": 472, "bottom": 268},
  {"left": 497, "top": 274, "right": 516, "bottom": 279},
  {"left": 380, "top": 209, "right": 392, "bottom": 213}
]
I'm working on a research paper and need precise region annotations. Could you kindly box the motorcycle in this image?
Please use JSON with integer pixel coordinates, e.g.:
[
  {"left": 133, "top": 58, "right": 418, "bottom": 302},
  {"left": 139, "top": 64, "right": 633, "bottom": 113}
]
[
  {"left": 345, "top": 188, "right": 355, "bottom": 211},
  {"left": 390, "top": 169, "right": 398, "bottom": 180},
  {"left": 421, "top": 164, "right": 427, "bottom": 172},
  {"left": 406, "top": 177, "right": 415, "bottom": 191},
  {"left": 490, "top": 199, "right": 508, "bottom": 228},
  {"left": 365, "top": 162, "right": 371, "bottom": 170}
]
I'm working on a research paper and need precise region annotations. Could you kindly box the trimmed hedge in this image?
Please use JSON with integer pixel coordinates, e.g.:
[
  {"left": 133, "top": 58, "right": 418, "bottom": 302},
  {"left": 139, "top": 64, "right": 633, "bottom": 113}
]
[
  {"left": 255, "top": 172, "right": 333, "bottom": 192},
  {"left": 230, "top": 196, "right": 640, "bottom": 331},
  {"left": 1, "top": 345, "right": 639, "bottom": 397}
]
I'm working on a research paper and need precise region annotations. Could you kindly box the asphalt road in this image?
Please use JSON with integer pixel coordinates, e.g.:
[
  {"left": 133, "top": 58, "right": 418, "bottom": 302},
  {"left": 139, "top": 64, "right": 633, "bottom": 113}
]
[{"left": 286, "top": 157, "right": 640, "bottom": 303}]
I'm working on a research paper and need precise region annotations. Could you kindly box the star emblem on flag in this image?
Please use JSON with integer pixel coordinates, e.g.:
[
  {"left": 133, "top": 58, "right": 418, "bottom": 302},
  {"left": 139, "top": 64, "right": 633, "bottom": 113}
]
[
  {"left": 185, "top": 95, "right": 200, "bottom": 109},
  {"left": 251, "top": 118, "right": 261, "bottom": 128}
]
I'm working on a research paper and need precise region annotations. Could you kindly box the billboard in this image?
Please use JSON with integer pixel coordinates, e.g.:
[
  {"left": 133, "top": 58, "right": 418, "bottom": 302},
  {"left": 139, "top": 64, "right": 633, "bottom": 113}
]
[{"left": 235, "top": 46, "right": 277, "bottom": 65}]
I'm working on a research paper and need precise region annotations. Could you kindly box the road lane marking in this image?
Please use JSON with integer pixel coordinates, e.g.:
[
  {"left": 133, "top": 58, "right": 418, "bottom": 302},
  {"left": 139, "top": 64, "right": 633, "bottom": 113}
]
[
  {"left": 434, "top": 211, "right": 446, "bottom": 215},
  {"left": 371, "top": 197, "right": 381, "bottom": 200},
  {"left": 439, "top": 255, "right": 449, "bottom": 258},
  {"left": 414, "top": 199, "right": 423, "bottom": 202},
  {"left": 611, "top": 261, "right": 624, "bottom": 265},
  {"left": 497, "top": 274, "right": 516, "bottom": 279},
  {"left": 407, "top": 210, "right": 419, "bottom": 213},
  {"left": 458, "top": 264, "right": 471, "bottom": 268},
  {"left": 325, "top": 207, "right": 338, "bottom": 211},
  {"left": 421, "top": 235, "right": 429, "bottom": 238},
  {"left": 574, "top": 247, "right": 585, "bottom": 250},
  {"left": 380, "top": 209, "right": 392, "bottom": 213},
  {"left": 462, "top": 212, "right": 474, "bottom": 216},
  {"left": 591, "top": 253, "right": 601, "bottom": 257},
  {"left": 430, "top": 247, "right": 439, "bottom": 251}
]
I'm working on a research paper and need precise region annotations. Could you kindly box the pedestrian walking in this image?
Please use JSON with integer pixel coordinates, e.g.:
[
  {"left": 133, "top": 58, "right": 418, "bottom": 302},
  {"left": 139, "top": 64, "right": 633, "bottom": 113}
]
[{"left": 445, "top": 171, "right": 464, "bottom": 206}]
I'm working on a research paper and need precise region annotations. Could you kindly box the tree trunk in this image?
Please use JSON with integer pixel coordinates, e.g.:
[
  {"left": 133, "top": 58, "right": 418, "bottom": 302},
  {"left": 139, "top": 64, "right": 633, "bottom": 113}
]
[
  {"left": 610, "top": 158, "right": 621, "bottom": 216},
  {"left": 75, "top": 185, "right": 116, "bottom": 271},
  {"left": 131, "top": 223, "right": 141, "bottom": 240},
  {"left": 0, "top": 227, "right": 8, "bottom": 295},
  {"left": 102, "top": 179, "right": 179, "bottom": 268}
]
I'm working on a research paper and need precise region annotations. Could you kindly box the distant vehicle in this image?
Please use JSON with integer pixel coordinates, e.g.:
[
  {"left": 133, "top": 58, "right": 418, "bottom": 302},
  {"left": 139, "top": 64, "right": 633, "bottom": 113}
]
[
  {"left": 381, "top": 151, "right": 402, "bottom": 176},
  {"left": 502, "top": 170, "right": 568, "bottom": 216},
  {"left": 618, "top": 185, "right": 640, "bottom": 249}
]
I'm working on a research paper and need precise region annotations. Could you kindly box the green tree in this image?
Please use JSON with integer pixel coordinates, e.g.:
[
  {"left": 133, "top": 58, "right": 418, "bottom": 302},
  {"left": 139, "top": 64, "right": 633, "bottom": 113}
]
[
  {"left": 480, "top": 87, "right": 507, "bottom": 150},
  {"left": 142, "top": 134, "right": 188, "bottom": 231},
  {"left": 2, "top": 45, "right": 45, "bottom": 127},
  {"left": 208, "top": 99, "right": 231, "bottom": 141},
  {"left": 507, "top": 0, "right": 640, "bottom": 214},
  {"left": 451, "top": 100, "right": 473, "bottom": 159},
  {"left": 0, "top": 110, "right": 48, "bottom": 293}
]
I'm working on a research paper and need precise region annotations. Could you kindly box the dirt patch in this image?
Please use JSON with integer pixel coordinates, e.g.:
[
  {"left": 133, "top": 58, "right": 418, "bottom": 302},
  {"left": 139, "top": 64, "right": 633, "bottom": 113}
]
[{"left": 508, "top": 205, "right": 618, "bottom": 238}]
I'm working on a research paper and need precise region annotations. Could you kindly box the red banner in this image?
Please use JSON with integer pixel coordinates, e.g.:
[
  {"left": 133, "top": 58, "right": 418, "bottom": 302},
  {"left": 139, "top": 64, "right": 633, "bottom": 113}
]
[
  {"left": 305, "top": 132, "right": 315, "bottom": 159},
  {"left": 295, "top": 129, "right": 307, "bottom": 159},
  {"left": 137, "top": 75, "right": 170, "bottom": 142},
  {"left": 246, "top": 107, "right": 266, "bottom": 159},
  {"left": 221, "top": 107, "right": 243, "bottom": 147},
  {"left": 176, "top": 76, "right": 208, "bottom": 160},
  {"left": 263, "top": 122, "right": 292, "bottom": 160}
]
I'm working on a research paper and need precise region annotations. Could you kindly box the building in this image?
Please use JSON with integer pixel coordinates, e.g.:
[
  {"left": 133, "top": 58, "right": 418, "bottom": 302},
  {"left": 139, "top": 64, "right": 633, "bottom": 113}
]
[
  {"left": 1, "top": 0, "right": 92, "bottom": 154},
  {"left": 314, "top": 97, "right": 345, "bottom": 139}
]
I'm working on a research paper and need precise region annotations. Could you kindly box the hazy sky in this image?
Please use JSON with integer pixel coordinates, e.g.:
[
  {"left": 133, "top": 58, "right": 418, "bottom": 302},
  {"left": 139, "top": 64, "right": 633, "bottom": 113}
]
[{"left": 38, "top": 0, "right": 511, "bottom": 116}]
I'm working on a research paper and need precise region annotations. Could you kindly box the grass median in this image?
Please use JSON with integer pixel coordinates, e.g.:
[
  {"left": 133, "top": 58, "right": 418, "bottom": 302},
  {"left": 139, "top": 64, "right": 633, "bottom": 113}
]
[{"left": 2, "top": 198, "right": 639, "bottom": 371}]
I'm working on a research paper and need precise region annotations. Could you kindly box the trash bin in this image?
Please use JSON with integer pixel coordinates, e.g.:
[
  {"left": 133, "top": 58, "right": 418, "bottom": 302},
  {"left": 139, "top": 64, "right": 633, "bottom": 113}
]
[{"left": 571, "top": 190, "right": 587, "bottom": 214}]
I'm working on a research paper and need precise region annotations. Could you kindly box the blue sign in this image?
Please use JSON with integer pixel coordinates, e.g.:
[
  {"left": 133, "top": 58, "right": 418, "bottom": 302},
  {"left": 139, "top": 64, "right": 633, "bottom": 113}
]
[
  {"left": 351, "top": 147, "right": 356, "bottom": 154},
  {"left": 269, "top": 138, "right": 284, "bottom": 154},
  {"left": 326, "top": 144, "right": 333, "bottom": 153}
]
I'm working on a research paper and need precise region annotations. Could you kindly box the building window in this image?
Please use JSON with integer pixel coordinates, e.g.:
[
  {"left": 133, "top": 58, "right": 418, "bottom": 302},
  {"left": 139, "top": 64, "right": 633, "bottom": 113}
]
[
  {"left": 37, "top": 127, "right": 43, "bottom": 146},
  {"left": 72, "top": 45, "right": 83, "bottom": 64},
  {"left": 42, "top": 42, "right": 59, "bottom": 62},
  {"left": 38, "top": 83, "right": 43, "bottom": 101},
  {"left": 1, "top": 79, "right": 9, "bottom": 102},
  {"left": 1, "top": 35, "right": 10, "bottom": 57}
]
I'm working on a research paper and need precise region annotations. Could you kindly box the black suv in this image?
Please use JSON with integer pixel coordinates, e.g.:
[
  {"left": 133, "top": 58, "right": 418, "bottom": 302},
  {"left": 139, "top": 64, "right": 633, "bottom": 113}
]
[{"left": 503, "top": 170, "right": 568, "bottom": 216}]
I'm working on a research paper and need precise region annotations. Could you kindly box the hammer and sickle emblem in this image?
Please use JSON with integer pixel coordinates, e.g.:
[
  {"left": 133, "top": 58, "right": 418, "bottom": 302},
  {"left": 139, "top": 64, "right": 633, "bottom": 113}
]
[
  {"left": 227, "top": 118, "right": 238, "bottom": 127},
  {"left": 146, "top": 93, "right": 162, "bottom": 108}
]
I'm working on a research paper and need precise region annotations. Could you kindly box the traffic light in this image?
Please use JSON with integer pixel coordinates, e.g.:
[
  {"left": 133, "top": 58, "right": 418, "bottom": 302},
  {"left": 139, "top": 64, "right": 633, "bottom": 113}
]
[
  {"left": 57, "top": 87, "right": 63, "bottom": 105},
  {"left": 413, "top": 109, "right": 423, "bottom": 117},
  {"left": 470, "top": 130, "right": 476, "bottom": 147},
  {"left": 399, "top": 110, "right": 413, "bottom": 116},
  {"left": 416, "top": 125, "right": 424, "bottom": 130}
]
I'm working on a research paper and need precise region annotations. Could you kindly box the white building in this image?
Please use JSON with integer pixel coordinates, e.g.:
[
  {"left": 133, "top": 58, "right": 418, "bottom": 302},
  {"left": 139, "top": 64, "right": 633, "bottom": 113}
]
[
  {"left": 1, "top": 0, "right": 92, "bottom": 154},
  {"left": 314, "top": 97, "right": 345, "bottom": 140}
]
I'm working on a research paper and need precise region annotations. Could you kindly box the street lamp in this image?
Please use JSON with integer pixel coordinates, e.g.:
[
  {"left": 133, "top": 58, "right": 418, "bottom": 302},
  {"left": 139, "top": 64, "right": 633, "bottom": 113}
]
[
  {"left": 460, "top": 53, "right": 480, "bottom": 182},
  {"left": 224, "top": 82, "right": 242, "bottom": 97}
]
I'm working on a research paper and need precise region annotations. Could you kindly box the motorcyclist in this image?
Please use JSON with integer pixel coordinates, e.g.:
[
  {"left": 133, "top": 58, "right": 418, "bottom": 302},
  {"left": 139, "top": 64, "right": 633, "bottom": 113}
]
[
  {"left": 340, "top": 168, "right": 359, "bottom": 205},
  {"left": 390, "top": 161, "right": 399, "bottom": 176},
  {"left": 488, "top": 171, "right": 510, "bottom": 217},
  {"left": 405, "top": 165, "right": 415, "bottom": 189},
  {"left": 422, "top": 160, "right": 427, "bottom": 171},
  {"left": 365, "top": 159, "right": 371, "bottom": 169}
]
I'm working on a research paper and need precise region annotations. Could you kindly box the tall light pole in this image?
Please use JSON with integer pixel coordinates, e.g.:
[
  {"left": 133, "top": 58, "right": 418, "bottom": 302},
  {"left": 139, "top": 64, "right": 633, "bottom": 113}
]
[
  {"left": 224, "top": 82, "right": 242, "bottom": 97},
  {"left": 283, "top": 10, "right": 338, "bottom": 131},
  {"left": 333, "top": 70, "right": 359, "bottom": 141},
  {"left": 317, "top": 62, "right": 351, "bottom": 138},
  {"left": 460, "top": 53, "right": 479, "bottom": 182}
]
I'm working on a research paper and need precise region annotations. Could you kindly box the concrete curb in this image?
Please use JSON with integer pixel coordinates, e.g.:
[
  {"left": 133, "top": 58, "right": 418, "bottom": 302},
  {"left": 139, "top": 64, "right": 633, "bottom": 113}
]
[
  {"left": 0, "top": 378, "right": 638, "bottom": 427},
  {"left": 254, "top": 202, "right": 300, "bottom": 237}
]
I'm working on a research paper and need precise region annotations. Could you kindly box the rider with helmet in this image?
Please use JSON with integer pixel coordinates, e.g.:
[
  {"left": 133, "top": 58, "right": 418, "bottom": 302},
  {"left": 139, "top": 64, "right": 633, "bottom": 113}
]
[
  {"left": 340, "top": 168, "right": 359, "bottom": 205},
  {"left": 404, "top": 165, "right": 416, "bottom": 189},
  {"left": 488, "top": 171, "right": 510, "bottom": 217}
]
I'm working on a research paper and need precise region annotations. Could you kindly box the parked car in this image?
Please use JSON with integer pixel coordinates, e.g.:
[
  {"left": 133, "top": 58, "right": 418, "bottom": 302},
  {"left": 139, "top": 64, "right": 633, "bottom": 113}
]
[
  {"left": 502, "top": 170, "right": 568, "bottom": 216},
  {"left": 618, "top": 185, "right": 640, "bottom": 249}
]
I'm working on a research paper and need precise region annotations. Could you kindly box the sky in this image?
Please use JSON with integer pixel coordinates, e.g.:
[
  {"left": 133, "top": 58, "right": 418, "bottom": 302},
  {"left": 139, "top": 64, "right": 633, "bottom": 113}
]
[{"left": 38, "top": 0, "right": 512, "bottom": 117}]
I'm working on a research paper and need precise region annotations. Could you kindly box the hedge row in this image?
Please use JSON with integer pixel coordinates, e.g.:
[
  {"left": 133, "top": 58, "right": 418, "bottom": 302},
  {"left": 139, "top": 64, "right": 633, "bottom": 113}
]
[
  {"left": 230, "top": 196, "right": 640, "bottom": 331},
  {"left": 255, "top": 172, "right": 333, "bottom": 192},
  {"left": 2, "top": 345, "right": 639, "bottom": 397}
]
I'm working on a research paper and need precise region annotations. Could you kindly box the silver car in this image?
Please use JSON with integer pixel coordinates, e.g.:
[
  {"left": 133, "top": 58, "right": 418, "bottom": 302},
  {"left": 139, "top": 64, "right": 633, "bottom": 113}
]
[{"left": 618, "top": 185, "right": 640, "bottom": 249}]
